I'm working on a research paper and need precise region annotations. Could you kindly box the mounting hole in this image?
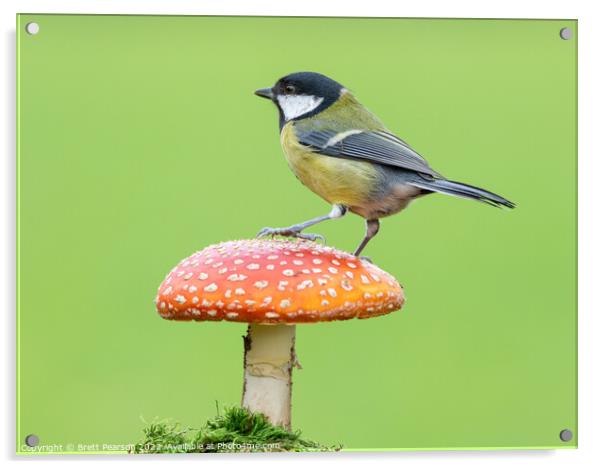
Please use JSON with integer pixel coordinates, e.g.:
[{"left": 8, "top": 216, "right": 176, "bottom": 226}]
[
  {"left": 25, "top": 22, "right": 40, "bottom": 35},
  {"left": 559, "top": 429, "right": 573, "bottom": 442},
  {"left": 559, "top": 27, "right": 573, "bottom": 40},
  {"left": 25, "top": 434, "right": 39, "bottom": 447}
]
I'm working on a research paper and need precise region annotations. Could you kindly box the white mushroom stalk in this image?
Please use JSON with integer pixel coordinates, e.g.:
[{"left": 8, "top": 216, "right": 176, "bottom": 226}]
[
  {"left": 242, "top": 324, "right": 296, "bottom": 430},
  {"left": 155, "top": 239, "right": 405, "bottom": 430}
]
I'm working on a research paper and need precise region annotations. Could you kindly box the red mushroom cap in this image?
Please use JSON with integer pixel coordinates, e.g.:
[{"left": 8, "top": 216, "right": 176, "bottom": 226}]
[{"left": 155, "top": 239, "right": 404, "bottom": 324}]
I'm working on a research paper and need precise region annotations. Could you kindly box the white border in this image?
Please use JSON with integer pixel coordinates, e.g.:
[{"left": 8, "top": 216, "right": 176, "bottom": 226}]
[{"left": 2, "top": 1, "right": 600, "bottom": 468}]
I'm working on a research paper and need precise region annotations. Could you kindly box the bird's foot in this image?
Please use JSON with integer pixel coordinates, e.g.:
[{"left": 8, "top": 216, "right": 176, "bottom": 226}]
[
  {"left": 358, "top": 255, "right": 373, "bottom": 264},
  {"left": 256, "top": 226, "right": 325, "bottom": 243}
]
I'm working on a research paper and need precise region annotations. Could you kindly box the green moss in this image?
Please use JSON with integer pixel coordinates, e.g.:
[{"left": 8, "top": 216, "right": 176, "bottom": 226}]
[{"left": 133, "top": 406, "right": 340, "bottom": 453}]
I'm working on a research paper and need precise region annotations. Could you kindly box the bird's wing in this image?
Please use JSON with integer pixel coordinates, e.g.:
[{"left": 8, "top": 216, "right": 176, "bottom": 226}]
[{"left": 295, "top": 127, "right": 441, "bottom": 178}]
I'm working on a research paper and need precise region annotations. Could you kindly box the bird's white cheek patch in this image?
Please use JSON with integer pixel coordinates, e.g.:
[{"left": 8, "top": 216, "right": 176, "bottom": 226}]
[{"left": 277, "top": 95, "right": 324, "bottom": 121}]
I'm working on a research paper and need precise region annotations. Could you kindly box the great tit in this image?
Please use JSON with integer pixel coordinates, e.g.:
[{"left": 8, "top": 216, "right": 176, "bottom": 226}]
[{"left": 254, "top": 72, "right": 515, "bottom": 257}]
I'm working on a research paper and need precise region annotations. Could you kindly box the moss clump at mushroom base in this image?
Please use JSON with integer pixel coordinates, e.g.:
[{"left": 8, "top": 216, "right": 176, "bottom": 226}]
[{"left": 133, "top": 406, "right": 340, "bottom": 453}]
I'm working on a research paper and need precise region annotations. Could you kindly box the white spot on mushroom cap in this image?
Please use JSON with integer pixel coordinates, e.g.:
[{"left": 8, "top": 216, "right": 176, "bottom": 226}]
[
  {"left": 198, "top": 272, "right": 209, "bottom": 280},
  {"left": 246, "top": 263, "right": 260, "bottom": 270},
  {"left": 265, "top": 312, "right": 280, "bottom": 319},
  {"left": 254, "top": 280, "right": 268, "bottom": 289},
  {"left": 235, "top": 288, "right": 246, "bottom": 295},
  {"left": 175, "top": 295, "right": 186, "bottom": 304},
  {"left": 282, "top": 269, "right": 294, "bottom": 277},
  {"left": 297, "top": 279, "right": 314, "bottom": 290},
  {"left": 227, "top": 273, "right": 248, "bottom": 281},
  {"left": 192, "top": 296, "right": 199, "bottom": 304},
  {"left": 226, "top": 312, "right": 238, "bottom": 319},
  {"left": 207, "top": 310, "right": 217, "bottom": 316},
  {"left": 280, "top": 299, "right": 291, "bottom": 308},
  {"left": 204, "top": 283, "right": 218, "bottom": 292},
  {"left": 327, "top": 288, "right": 337, "bottom": 297},
  {"left": 262, "top": 297, "right": 273, "bottom": 306}
]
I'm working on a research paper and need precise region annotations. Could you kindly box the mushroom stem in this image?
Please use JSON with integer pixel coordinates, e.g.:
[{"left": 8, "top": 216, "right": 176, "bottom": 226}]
[{"left": 242, "top": 324, "right": 296, "bottom": 430}]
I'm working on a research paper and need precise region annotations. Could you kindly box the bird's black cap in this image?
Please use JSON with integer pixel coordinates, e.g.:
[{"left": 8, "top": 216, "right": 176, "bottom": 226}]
[{"left": 273, "top": 72, "right": 344, "bottom": 100}]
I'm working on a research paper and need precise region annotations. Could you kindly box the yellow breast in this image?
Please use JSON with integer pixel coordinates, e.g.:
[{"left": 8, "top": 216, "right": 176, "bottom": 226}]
[{"left": 280, "top": 123, "right": 378, "bottom": 207}]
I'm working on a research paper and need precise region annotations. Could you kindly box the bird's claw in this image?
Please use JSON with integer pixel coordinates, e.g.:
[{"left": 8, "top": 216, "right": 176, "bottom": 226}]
[
  {"left": 256, "top": 227, "right": 276, "bottom": 238},
  {"left": 359, "top": 255, "right": 373, "bottom": 264},
  {"left": 296, "top": 232, "right": 326, "bottom": 243},
  {"left": 256, "top": 227, "right": 326, "bottom": 243}
]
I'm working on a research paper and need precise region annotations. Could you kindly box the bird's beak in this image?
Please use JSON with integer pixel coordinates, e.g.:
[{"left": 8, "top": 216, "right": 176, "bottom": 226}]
[{"left": 254, "top": 87, "right": 274, "bottom": 100}]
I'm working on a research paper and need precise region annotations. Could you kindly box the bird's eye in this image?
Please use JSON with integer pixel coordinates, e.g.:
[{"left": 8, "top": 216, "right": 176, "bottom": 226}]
[{"left": 284, "top": 84, "right": 296, "bottom": 94}]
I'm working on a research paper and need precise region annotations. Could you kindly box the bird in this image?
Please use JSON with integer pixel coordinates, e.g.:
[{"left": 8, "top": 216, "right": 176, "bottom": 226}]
[{"left": 254, "top": 72, "right": 515, "bottom": 257}]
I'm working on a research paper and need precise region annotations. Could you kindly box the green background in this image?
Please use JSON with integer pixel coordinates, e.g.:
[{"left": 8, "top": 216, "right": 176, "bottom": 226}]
[{"left": 17, "top": 15, "right": 577, "bottom": 452}]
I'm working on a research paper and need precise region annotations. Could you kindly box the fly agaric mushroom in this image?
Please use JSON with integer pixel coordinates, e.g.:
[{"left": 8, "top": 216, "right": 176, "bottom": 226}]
[{"left": 155, "top": 239, "right": 404, "bottom": 430}]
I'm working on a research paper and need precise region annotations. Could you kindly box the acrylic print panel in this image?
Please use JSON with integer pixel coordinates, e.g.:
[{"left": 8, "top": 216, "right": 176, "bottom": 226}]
[{"left": 16, "top": 15, "right": 577, "bottom": 453}]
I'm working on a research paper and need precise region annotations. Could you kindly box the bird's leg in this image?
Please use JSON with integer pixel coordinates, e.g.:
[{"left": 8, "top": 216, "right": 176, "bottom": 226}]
[
  {"left": 257, "top": 205, "right": 346, "bottom": 242},
  {"left": 353, "top": 219, "right": 380, "bottom": 257}
]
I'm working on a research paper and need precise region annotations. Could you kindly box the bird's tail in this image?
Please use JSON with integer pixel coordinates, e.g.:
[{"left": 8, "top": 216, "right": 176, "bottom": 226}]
[{"left": 410, "top": 178, "right": 515, "bottom": 209}]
